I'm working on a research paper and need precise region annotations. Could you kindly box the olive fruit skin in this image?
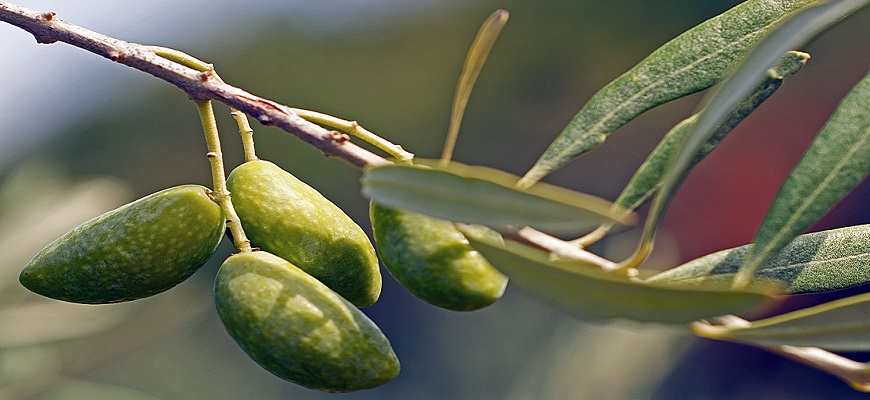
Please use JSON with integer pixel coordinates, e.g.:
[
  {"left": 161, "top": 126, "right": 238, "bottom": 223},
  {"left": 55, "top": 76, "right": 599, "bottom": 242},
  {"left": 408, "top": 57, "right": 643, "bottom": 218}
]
[
  {"left": 20, "top": 185, "right": 225, "bottom": 304},
  {"left": 370, "top": 203, "right": 507, "bottom": 311},
  {"left": 227, "top": 160, "right": 381, "bottom": 307},
  {"left": 214, "top": 250, "right": 399, "bottom": 392}
]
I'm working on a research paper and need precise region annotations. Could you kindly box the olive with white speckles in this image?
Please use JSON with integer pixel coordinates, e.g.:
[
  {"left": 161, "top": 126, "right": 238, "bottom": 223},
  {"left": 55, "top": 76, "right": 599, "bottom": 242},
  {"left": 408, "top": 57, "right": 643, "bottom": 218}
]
[
  {"left": 227, "top": 160, "right": 381, "bottom": 307},
  {"left": 370, "top": 203, "right": 507, "bottom": 311},
  {"left": 214, "top": 250, "right": 399, "bottom": 392},
  {"left": 19, "top": 185, "right": 225, "bottom": 304}
]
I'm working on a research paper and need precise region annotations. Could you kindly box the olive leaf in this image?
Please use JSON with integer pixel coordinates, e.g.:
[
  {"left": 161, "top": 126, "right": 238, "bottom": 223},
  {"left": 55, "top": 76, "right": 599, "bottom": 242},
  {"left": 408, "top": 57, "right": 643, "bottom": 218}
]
[
  {"left": 631, "top": 0, "right": 868, "bottom": 273},
  {"left": 646, "top": 224, "right": 870, "bottom": 294},
  {"left": 693, "top": 292, "right": 870, "bottom": 351},
  {"left": 737, "top": 68, "right": 870, "bottom": 285},
  {"left": 441, "top": 9, "right": 509, "bottom": 165},
  {"left": 457, "top": 226, "right": 776, "bottom": 324},
  {"left": 615, "top": 51, "right": 809, "bottom": 211},
  {"left": 519, "top": 0, "right": 817, "bottom": 187},
  {"left": 361, "top": 161, "right": 635, "bottom": 236}
]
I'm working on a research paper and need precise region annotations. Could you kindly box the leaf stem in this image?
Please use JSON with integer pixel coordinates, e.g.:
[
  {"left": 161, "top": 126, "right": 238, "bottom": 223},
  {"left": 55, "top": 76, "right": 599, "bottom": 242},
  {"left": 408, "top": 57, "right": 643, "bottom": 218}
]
[
  {"left": 196, "top": 100, "right": 251, "bottom": 252},
  {"left": 148, "top": 45, "right": 212, "bottom": 71},
  {"left": 571, "top": 223, "right": 613, "bottom": 248},
  {"left": 292, "top": 108, "right": 412, "bottom": 163}
]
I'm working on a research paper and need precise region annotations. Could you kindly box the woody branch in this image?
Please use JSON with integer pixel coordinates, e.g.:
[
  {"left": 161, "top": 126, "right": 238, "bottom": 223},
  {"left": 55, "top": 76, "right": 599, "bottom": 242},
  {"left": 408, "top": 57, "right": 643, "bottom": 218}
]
[{"left": 0, "top": 1, "right": 388, "bottom": 169}]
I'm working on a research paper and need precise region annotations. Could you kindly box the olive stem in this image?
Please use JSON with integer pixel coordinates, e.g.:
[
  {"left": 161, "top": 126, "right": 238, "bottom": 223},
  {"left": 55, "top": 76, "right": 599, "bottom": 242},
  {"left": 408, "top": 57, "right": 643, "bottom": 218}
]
[
  {"left": 149, "top": 46, "right": 402, "bottom": 164},
  {"left": 232, "top": 108, "right": 258, "bottom": 162},
  {"left": 149, "top": 46, "right": 258, "bottom": 162},
  {"left": 196, "top": 100, "right": 252, "bottom": 252},
  {"left": 291, "top": 108, "right": 413, "bottom": 163}
]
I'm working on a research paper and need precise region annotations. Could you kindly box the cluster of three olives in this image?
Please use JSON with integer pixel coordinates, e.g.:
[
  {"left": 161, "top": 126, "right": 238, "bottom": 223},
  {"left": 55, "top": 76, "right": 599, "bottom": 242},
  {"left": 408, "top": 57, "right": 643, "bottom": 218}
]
[
  {"left": 222, "top": 160, "right": 510, "bottom": 389},
  {"left": 18, "top": 160, "right": 394, "bottom": 391}
]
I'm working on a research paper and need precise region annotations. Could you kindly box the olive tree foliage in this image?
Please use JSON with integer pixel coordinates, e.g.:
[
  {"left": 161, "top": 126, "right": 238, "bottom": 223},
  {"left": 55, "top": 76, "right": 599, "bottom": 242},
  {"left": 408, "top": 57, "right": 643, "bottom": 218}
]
[{"left": 1, "top": 0, "right": 870, "bottom": 397}]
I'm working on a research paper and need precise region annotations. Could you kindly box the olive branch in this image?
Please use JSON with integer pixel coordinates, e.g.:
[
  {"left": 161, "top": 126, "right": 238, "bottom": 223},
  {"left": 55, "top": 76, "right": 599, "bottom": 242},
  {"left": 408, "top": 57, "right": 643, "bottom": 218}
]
[
  {"left": 0, "top": 0, "right": 609, "bottom": 269},
  {"left": 6, "top": 0, "right": 870, "bottom": 392},
  {"left": 0, "top": 1, "right": 389, "bottom": 169}
]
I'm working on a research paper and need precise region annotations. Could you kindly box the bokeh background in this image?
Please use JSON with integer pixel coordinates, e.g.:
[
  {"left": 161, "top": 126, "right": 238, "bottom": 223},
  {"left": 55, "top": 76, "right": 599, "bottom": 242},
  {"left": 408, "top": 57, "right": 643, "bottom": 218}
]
[{"left": 1, "top": 1, "right": 869, "bottom": 398}]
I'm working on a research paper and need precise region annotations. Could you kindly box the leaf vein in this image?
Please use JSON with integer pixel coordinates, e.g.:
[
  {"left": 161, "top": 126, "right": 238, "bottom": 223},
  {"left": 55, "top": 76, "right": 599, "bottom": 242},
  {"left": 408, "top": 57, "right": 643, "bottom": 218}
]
[
  {"left": 753, "top": 126, "right": 870, "bottom": 264},
  {"left": 549, "top": 8, "right": 794, "bottom": 165}
]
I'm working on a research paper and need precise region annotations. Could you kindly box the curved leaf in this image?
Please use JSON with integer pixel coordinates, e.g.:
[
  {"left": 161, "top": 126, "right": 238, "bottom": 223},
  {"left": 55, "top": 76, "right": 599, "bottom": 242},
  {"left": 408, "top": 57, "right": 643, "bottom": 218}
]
[
  {"left": 520, "top": 0, "right": 817, "bottom": 186},
  {"left": 635, "top": 0, "right": 867, "bottom": 274},
  {"left": 616, "top": 51, "right": 809, "bottom": 211},
  {"left": 441, "top": 9, "right": 509, "bottom": 165},
  {"left": 458, "top": 226, "right": 776, "bottom": 324},
  {"left": 361, "top": 161, "right": 635, "bottom": 235},
  {"left": 693, "top": 292, "right": 870, "bottom": 351},
  {"left": 646, "top": 224, "right": 870, "bottom": 294},
  {"left": 738, "top": 67, "right": 870, "bottom": 284}
]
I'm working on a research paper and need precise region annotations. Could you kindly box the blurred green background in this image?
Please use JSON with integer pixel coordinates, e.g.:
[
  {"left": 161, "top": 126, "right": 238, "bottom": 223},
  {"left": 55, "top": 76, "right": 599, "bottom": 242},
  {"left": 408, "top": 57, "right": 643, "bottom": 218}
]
[{"left": 1, "top": 1, "right": 869, "bottom": 398}]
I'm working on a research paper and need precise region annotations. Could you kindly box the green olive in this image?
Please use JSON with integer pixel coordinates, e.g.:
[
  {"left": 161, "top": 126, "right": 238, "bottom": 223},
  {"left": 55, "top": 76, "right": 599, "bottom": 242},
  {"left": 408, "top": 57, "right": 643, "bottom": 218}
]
[
  {"left": 370, "top": 202, "right": 507, "bottom": 311},
  {"left": 214, "top": 250, "right": 399, "bottom": 392},
  {"left": 20, "top": 185, "right": 225, "bottom": 304},
  {"left": 227, "top": 160, "right": 380, "bottom": 307}
]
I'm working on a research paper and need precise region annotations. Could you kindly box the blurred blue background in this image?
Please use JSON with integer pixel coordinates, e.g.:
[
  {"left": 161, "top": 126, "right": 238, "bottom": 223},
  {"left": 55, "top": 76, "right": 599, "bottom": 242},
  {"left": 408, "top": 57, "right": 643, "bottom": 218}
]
[{"left": 1, "top": 1, "right": 869, "bottom": 398}]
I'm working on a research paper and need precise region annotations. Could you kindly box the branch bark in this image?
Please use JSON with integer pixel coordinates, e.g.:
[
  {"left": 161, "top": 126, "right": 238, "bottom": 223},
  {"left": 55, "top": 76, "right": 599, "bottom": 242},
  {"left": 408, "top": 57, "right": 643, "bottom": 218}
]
[{"left": 0, "top": 1, "right": 389, "bottom": 169}]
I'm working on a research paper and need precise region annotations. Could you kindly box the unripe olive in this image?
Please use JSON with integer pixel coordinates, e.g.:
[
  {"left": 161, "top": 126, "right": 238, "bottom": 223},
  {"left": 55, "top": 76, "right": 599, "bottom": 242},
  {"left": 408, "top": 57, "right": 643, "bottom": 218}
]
[
  {"left": 20, "top": 185, "right": 225, "bottom": 304},
  {"left": 214, "top": 250, "right": 399, "bottom": 392},
  {"left": 370, "top": 203, "right": 507, "bottom": 311},
  {"left": 226, "top": 160, "right": 380, "bottom": 307}
]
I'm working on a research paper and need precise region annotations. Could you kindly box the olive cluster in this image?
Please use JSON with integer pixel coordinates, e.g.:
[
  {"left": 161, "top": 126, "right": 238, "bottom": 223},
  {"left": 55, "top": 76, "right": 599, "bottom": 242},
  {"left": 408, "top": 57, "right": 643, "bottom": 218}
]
[{"left": 18, "top": 158, "right": 507, "bottom": 392}]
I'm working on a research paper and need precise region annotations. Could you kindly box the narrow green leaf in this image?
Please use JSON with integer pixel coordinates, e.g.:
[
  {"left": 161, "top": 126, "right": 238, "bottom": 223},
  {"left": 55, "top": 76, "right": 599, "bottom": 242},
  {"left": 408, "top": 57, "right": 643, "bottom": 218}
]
[
  {"left": 738, "top": 68, "right": 870, "bottom": 285},
  {"left": 441, "top": 9, "right": 509, "bottom": 166},
  {"left": 693, "top": 292, "right": 870, "bottom": 351},
  {"left": 629, "top": 0, "right": 867, "bottom": 272},
  {"left": 616, "top": 51, "right": 809, "bottom": 211},
  {"left": 647, "top": 224, "right": 870, "bottom": 294},
  {"left": 361, "top": 161, "right": 635, "bottom": 235},
  {"left": 520, "top": 0, "right": 817, "bottom": 187},
  {"left": 458, "top": 226, "right": 776, "bottom": 324}
]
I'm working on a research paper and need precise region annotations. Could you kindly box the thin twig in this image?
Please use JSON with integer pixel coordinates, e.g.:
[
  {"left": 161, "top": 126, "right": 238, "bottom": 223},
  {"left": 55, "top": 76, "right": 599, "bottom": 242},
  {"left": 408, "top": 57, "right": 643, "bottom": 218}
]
[
  {"left": 769, "top": 346, "right": 870, "bottom": 392},
  {"left": 694, "top": 315, "right": 870, "bottom": 392},
  {"left": 503, "top": 226, "right": 623, "bottom": 273},
  {"left": 0, "top": 1, "right": 388, "bottom": 168}
]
